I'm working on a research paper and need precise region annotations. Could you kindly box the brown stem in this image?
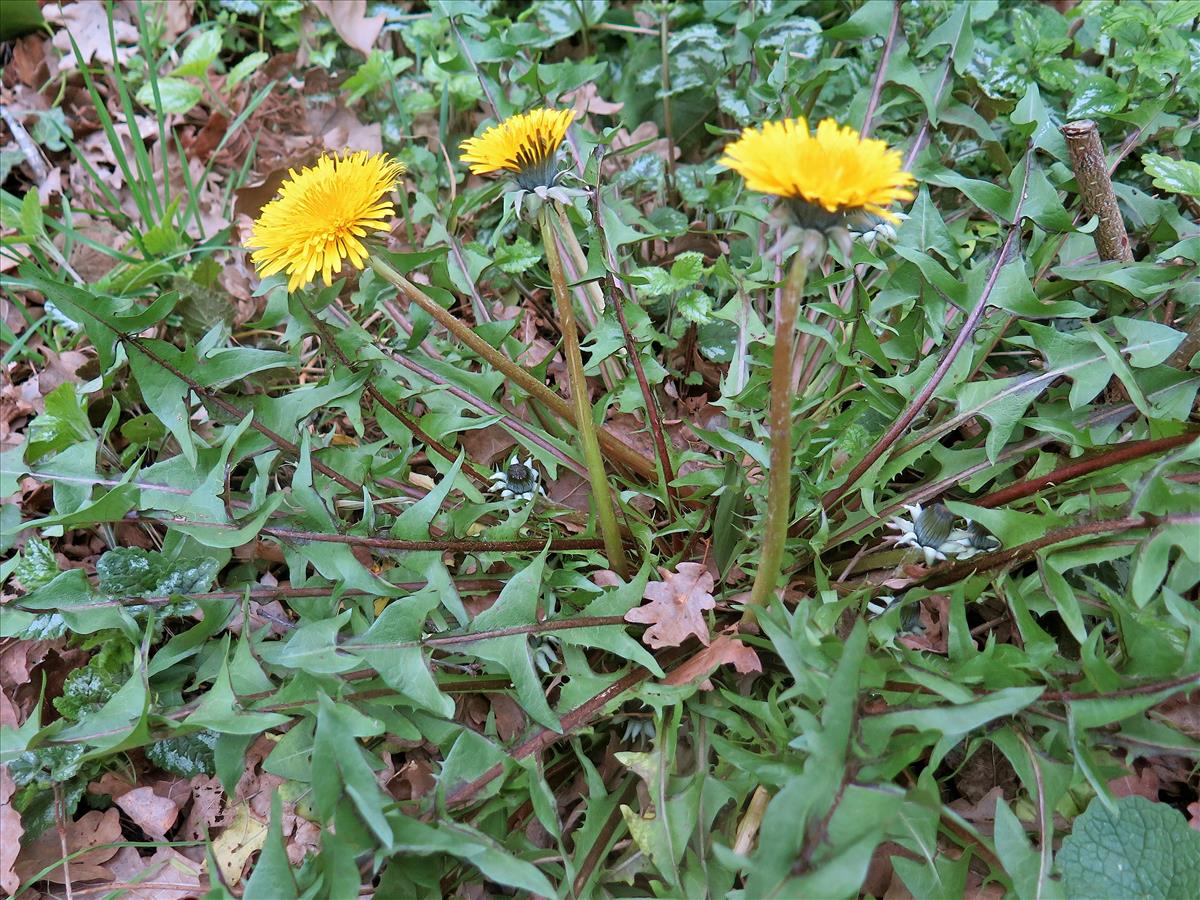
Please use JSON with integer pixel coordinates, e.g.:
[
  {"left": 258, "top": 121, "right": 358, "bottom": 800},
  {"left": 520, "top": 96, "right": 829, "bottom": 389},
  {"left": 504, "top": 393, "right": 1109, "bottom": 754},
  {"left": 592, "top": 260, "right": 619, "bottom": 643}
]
[
  {"left": 441, "top": 660, "right": 665, "bottom": 809},
  {"left": 1061, "top": 120, "right": 1134, "bottom": 262},
  {"left": 1041, "top": 672, "right": 1199, "bottom": 702},
  {"left": 977, "top": 433, "right": 1197, "bottom": 509},
  {"left": 370, "top": 258, "right": 655, "bottom": 480},
  {"left": 919, "top": 513, "right": 1200, "bottom": 590},
  {"left": 591, "top": 183, "right": 681, "bottom": 517},
  {"left": 859, "top": 1, "right": 902, "bottom": 138},
  {"left": 134, "top": 515, "right": 614, "bottom": 553},
  {"left": 572, "top": 777, "right": 638, "bottom": 896}
]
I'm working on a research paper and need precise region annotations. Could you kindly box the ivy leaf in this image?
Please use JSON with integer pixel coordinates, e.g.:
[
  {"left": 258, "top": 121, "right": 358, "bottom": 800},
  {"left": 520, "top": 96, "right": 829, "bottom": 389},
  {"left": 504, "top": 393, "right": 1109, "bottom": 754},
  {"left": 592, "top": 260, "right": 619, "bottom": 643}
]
[
  {"left": 1057, "top": 795, "right": 1200, "bottom": 898},
  {"left": 1141, "top": 153, "right": 1200, "bottom": 198}
]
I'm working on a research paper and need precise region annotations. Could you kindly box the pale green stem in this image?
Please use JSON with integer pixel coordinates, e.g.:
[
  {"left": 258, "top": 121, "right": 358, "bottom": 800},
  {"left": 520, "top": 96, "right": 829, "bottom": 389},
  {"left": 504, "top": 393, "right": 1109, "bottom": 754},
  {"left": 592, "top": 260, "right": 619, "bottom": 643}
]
[
  {"left": 742, "top": 234, "right": 823, "bottom": 625},
  {"left": 368, "top": 255, "right": 655, "bottom": 481},
  {"left": 539, "top": 204, "right": 629, "bottom": 579}
]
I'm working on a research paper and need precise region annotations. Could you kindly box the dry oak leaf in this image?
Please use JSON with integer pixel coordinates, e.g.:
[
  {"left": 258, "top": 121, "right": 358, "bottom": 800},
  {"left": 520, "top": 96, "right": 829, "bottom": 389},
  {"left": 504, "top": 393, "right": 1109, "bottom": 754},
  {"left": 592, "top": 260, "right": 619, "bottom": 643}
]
[
  {"left": 46, "top": 2, "right": 139, "bottom": 69},
  {"left": 105, "top": 845, "right": 205, "bottom": 900},
  {"left": 626, "top": 562, "right": 716, "bottom": 648},
  {"left": 116, "top": 786, "right": 182, "bottom": 841},
  {"left": 14, "top": 807, "right": 121, "bottom": 884},
  {"left": 312, "top": 0, "right": 384, "bottom": 57},
  {"left": 664, "top": 633, "right": 762, "bottom": 689},
  {"left": 1, "top": 766, "right": 24, "bottom": 895}
]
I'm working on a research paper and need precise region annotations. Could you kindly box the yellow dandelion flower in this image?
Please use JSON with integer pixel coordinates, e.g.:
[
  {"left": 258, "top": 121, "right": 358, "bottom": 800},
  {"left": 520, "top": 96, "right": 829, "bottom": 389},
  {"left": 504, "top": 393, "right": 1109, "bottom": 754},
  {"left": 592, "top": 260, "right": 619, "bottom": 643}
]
[
  {"left": 720, "top": 117, "right": 915, "bottom": 223},
  {"left": 247, "top": 150, "right": 405, "bottom": 293},
  {"left": 460, "top": 108, "right": 576, "bottom": 189}
]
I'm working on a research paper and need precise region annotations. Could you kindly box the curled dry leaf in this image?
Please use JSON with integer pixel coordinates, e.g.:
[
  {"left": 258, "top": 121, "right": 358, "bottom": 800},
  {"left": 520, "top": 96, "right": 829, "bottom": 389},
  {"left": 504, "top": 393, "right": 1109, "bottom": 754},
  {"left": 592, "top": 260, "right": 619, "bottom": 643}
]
[
  {"left": 626, "top": 562, "right": 716, "bottom": 648},
  {"left": 1, "top": 767, "right": 23, "bottom": 895},
  {"left": 664, "top": 633, "right": 763, "bottom": 689}
]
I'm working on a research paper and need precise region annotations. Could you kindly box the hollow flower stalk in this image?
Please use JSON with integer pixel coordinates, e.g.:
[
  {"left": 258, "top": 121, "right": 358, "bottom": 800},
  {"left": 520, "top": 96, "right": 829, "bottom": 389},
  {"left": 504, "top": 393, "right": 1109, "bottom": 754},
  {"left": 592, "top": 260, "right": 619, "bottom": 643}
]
[
  {"left": 728, "top": 118, "right": 915, "bottom": 621},
  {"left": 460, "top": 108, "right": 628, "bottom": 577}
]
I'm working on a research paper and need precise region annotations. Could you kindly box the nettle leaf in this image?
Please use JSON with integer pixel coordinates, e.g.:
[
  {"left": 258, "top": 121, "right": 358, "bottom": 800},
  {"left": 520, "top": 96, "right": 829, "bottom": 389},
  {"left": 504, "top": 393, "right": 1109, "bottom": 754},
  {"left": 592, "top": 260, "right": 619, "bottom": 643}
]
[
  {"left": 1141, "top": 153, "right": 1200, "bottom": 198},
  {"left": 677, "top": 289, "right": 714, "bottom": 324},
  {"left": 492, "top": 236, "right": 541, "bottom": 274},
  {"left": 1057, "top": 795, "right": 1200, "bottom": 898},
  {"left": 96, "top": 546, "right": 218, "bottom": 598},
  {"left": 146, "top": 730, "right": 218, "bottom": 777},
  {"left": 630, "top": 265, "right": 679, "bottom": 298},
  {"left": 13, "top": 536, "right": 58, "bottom": 590}
]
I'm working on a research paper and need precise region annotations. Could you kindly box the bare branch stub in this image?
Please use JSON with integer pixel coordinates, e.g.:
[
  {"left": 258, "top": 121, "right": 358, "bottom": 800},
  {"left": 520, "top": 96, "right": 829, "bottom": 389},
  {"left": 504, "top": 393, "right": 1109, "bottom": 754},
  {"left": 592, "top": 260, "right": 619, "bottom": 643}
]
[{"left": 1061, "top": 119, "right": 1134, "bottom": 263}]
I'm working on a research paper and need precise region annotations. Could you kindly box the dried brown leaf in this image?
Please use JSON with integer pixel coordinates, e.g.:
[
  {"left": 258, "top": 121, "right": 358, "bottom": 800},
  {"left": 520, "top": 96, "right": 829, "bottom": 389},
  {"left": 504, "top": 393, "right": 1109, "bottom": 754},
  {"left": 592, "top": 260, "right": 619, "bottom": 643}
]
[
  {"left": 46, "top": 1, "right": 139, "bottom": 69},
  {"left": 105, "top": 845, "right": 205, "bottom": 900},
  {"left": 1108, "top": 766, "right": 1160, "bottom": 801},
  {"left": 663, "top": 633, "right": 762, "bottom": 689},
  {"left": 626, "top": 562, "right": 716, "bottom": 648},
  {"left": 14, "top": 806, "right": 121, "bottom": 884},
  {"left": 116, "top": 786, "right": 182, "bottom": 841},
  {"left": 312, "top": 0, "right": 384, "bottom": 57},
  {"left": 1, "top": 767, "right": 23, "bottom": 895}
]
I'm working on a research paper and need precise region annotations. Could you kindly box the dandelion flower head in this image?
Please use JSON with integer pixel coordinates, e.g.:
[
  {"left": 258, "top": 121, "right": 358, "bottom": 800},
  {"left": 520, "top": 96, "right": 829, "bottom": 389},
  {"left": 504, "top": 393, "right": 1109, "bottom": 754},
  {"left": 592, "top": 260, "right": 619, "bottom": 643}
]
[
  {"left": 720, "top": 117, "right": 915, "bottom": 224},
  {"left": 247, "top": 150, "right": 405, "bottom": 292},
  {"left": 460, "top": 108, "right": 576, "bottom": 190}
]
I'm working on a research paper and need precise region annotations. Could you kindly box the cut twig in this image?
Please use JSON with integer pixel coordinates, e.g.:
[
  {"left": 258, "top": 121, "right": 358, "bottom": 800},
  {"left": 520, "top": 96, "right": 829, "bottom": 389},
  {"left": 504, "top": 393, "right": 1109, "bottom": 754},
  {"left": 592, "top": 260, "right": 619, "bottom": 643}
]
[{"left": 1061, "top": 119, "right": 1134, "bottom": 263}]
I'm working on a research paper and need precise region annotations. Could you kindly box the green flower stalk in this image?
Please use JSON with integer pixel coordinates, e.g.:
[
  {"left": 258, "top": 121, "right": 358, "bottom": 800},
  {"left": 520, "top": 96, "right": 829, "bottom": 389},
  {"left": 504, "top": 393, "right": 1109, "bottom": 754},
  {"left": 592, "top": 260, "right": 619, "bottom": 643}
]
[
  {"left": 720, "top": 117, "right": 916, "bottom": 623},
  {"left": 742, "top": 234, "right": 823, "bottom": 623},
  {"left": 540, "top": 205, "right": 629, "bottom": 578},
  {"left": 460, "top": 106, "right": 629, "bottom": 578}
]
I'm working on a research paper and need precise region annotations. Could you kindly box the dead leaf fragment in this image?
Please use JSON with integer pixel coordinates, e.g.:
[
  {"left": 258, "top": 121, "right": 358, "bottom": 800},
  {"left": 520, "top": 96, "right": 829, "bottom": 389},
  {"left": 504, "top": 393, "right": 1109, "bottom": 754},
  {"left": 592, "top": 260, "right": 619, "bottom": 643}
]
[
  {"left": 14, "top": 807, "right": 121, "bottom": 884},
  {"left": 312, "top": 0, "right": 384, "bottom": 57},
  {"left": 626, "top": 562, "right": 716, "bottom": 648},
  {"left": 105, "top": 845, "right": 206, "bottom": 899},
  {"left": 116, "top": 786, "right": 182, "bottom": 841},
  {"left": 210, "top": 803, "right": 267, "bottom": 886},
  {"left": 1108, "top": 766, "right": 1160, "bottom": 801},
  {"left": 1, "top": 767, "right": 24, "bottom": 895},
  {"left": 46, "top": 1, "right": 139, "bottom": 68},
  {"left": 664, "top": 633, "right": 762, "bottom": 689}
]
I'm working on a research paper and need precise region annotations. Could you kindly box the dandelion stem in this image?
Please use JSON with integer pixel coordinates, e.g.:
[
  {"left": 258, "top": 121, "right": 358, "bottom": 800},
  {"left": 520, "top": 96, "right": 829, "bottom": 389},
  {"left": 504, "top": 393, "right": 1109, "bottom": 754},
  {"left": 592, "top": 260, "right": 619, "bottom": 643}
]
[
  {"left": 368, "top": 256, "right": 654, "bottom": 480},
  {"left": 540, "top": 205, "right": 629, "bottom": 579},
  {"left": 743, "top": 234, "right": 823, "bottom": 624}
]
